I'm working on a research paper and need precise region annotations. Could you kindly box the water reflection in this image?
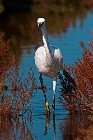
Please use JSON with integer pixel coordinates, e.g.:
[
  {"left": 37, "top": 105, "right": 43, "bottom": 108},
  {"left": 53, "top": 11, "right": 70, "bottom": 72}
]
[
  {"left": 0, "top": 117, "right": 33, "bottom": 140},
  {"left": 61, "top": 114, "right": 93, "bottom": 140},
  {"left": 53, "top": 113, "right": 56, "bottom": 140},
  {"left": 44, "top": 111, "right": 50, "bottom": 135},
  {"left": 39, "top": 75, "right": 57, "bottom": 139}
]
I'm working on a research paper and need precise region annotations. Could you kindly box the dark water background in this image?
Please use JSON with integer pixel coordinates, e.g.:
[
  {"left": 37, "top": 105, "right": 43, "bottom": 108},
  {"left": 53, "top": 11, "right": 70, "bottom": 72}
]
[{"left": 0, "top": 2, "right": 93, "bottom": 140}]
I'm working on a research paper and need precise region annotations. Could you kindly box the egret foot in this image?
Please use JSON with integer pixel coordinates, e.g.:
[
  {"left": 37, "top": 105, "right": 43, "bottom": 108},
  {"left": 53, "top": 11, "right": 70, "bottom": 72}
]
[{"left": 45, "top": 101, "right": 50, "bottom": 116}]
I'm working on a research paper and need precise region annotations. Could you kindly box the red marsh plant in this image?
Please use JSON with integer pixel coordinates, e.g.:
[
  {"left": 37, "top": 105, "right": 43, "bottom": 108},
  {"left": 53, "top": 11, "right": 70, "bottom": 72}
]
[
  {"left": 2, "top": 65, "right": 36, "bottom": 118},
  {"left": 0, "top": 32, "right": 15, "bottom": 88},
  {"left": 59, "top": 41, "right": 93, "bottom": 114},
  {"left": 0, "top": 118, "right": 33, "bottom": 140},
  {"left": 0, "top": 33, "right": 36, "bottom": 118},
  {"left": 61, "top": 113, "right": 93, "bottom": 140}
]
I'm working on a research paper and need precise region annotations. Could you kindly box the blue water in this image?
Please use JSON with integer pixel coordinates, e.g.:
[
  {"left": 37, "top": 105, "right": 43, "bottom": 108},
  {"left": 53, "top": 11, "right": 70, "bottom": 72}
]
[{"left": 18, "top": 11, "right": 93, "bottom": 139}]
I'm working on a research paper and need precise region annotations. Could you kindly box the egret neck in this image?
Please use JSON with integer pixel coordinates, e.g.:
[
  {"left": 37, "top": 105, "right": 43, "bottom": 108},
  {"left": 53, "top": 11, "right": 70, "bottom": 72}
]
[{"left": 41, "top": 24, "right": 52, "bottom": 62}]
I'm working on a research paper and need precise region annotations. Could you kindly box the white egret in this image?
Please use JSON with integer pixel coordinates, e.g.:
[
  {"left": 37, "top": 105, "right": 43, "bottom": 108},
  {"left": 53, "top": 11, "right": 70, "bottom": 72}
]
[{"left": 35, "top": 18, "right": 63, "bottom": 112}]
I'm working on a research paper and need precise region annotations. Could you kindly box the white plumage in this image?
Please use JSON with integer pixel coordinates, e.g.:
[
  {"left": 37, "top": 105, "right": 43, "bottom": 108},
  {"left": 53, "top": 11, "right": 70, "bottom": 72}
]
[{"left": 34, "top": 18, "right": 63, "bottom": 111}]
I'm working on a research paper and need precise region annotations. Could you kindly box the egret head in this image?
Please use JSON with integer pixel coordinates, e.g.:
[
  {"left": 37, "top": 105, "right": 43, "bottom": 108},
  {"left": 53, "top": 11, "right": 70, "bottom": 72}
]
[{"left": 37, "top": 18, "right": 45, "bottom": 30}]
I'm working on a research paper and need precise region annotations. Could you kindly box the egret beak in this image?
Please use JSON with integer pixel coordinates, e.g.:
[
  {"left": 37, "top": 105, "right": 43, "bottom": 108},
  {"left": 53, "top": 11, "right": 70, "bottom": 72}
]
[{"left": 38, "top": 23, "right": 43, "bottom": 31}]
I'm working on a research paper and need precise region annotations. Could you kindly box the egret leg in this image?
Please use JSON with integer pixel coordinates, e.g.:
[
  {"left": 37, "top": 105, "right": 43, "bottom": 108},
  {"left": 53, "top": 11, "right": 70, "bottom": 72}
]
[
  {"left": 52, "top": 77, "right": 57, "bottom": 112},
  {"left": 39, "top": 74, "right": 50, "bottom": 114},
  {"left": 53, "top": 113, "right": 56, "bottom": 140},
  {"left": 52, "top": 90, "right": 55, "bottom": 110},
  {"left": 39, "top": 74, "right": 47, "bottom": 103}
]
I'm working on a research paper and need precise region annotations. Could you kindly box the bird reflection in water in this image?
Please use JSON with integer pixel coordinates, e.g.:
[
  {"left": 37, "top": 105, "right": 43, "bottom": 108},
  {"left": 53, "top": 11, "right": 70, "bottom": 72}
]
[
  {"left": 44, "top": 105, "right": 56, "bottom": 140},
  {"left": 44, "top": 107, "right": 50, "bottom": 135},
  {"left": 39, "top": 73, "right": 56, "bottom": 140}
]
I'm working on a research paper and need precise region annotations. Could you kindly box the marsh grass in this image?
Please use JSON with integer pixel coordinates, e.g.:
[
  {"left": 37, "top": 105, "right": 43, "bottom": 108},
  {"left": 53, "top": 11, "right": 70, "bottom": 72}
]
[
  {"left": 0, "top": 66, "right": 36, "bottom": 118},
  {"left": 60, "top": 41, "right": 93, "bottom": 114},
  {"left": 0, "top": 117, "right": 33, "bottom": 140},
  {"left": 61, "top": 113, "right": 93, "bottom": 140},
  {"left": 0, "top": 33, "right": 36, "bottom": 119}
]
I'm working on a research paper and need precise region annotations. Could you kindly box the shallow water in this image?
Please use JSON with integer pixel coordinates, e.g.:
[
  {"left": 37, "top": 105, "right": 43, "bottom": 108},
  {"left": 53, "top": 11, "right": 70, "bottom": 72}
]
[{"left": 1, "top": 8, "right": 93, "bottom": 140}]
